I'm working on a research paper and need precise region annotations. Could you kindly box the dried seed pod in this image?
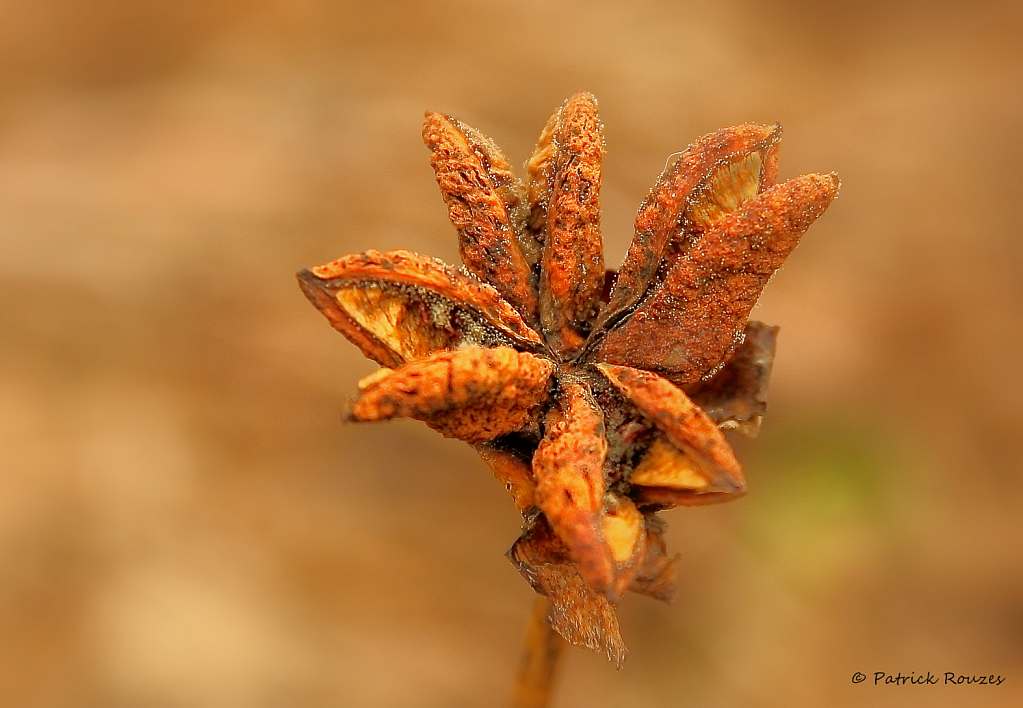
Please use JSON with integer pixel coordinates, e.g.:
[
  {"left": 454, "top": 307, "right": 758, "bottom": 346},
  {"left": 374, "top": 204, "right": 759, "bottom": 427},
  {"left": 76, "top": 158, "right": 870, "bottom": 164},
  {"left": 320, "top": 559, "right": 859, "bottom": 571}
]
[
  {"left": 346, "top": 347, "right": 554, "bottom": 443},
  {"left": 596, "top": 172, "right": 839, "bottom": 382},
  {"left": 683, "top": 320, "right": 779, "bottom": 438},
  {"left": 532, "top": 377, "right": 612, "bottom": 596},
  {"left": 299, "top": 94, "right": 840, "bottom": 664},
  {"left": 297, "top": 249, "right": 544, "bottom": 367},
  {"left": 596, "top": 363, "right": 746, "bottom": 506},
  {"left": 424, "top": 112, "right": 540, "bottom": 322},
  {"left": 597, "top": 124, "right": 782, "bottom": 335},
  {"left": 533, "top": 93, "right": 606, "bottom": 356},
  {"left": 508, "top": 515, "right": 628, "bottom": 667}
]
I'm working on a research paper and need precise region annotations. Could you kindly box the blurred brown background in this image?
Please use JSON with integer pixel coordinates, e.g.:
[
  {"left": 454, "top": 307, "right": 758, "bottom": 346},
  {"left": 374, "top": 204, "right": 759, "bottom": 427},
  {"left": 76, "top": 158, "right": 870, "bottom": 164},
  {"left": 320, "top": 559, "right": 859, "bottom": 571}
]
[{"left": 2, "top": 1, "right": 1022, "bottom": 706}]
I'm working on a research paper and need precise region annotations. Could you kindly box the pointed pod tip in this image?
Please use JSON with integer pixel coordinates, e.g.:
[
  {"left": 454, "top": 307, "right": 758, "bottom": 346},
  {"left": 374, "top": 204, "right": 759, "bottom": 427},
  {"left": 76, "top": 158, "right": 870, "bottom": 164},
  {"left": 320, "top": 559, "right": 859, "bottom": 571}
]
[
  {"left": 422, "top": 111, "right": 444, "bottom": 140},
  {"left": 828, "top": 171, "right": 842, "bottom": 193},
  {"left": 764, "top": 122, "right": 783, "bottom": 146},
  {"left": 611, "top": 645, "right": 629, "bottom": 669},
  {"left": 717, "top": 122, "right": 782, "bottom": 148},
  {"left": 724, "top": 475, "right": 748, "bottom": 496},
  {"left": 295, "top": 266, "right": 317, "bottom": 283},
  {"left": 567, "top": 90, "right": 598, "bottom": 106},
  {"left": 296, "top": 267, "right": 336, "bottom": 307},
  {"left": 422, "top": 111, "right": 462, "bottom": 146},
  {"left": 807, "top": 170, "right": 841, "bottom": 191},
  {"left": 342, "top": 400, "right": 382, "bottom": 424},
  {"left": 779, "top": 171, "right": 841, "bottom": 215},
  {"left": 812, "top": 171, "right": 842, "bottom": 205}
]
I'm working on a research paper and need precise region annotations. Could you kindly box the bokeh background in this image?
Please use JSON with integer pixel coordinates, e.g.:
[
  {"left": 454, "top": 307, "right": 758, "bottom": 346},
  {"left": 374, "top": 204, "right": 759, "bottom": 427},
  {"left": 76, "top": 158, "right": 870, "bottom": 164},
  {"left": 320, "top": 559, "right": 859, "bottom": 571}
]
[{"left": 2, "top": 1, "right": 1022, "bottom": 706}]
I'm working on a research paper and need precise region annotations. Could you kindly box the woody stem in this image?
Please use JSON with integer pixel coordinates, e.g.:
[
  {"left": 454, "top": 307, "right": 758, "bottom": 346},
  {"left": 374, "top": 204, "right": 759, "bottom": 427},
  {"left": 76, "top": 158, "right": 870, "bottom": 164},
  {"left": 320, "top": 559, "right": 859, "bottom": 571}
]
[{"left": 511, "top": 595, "right": 565, "bottom": 708}]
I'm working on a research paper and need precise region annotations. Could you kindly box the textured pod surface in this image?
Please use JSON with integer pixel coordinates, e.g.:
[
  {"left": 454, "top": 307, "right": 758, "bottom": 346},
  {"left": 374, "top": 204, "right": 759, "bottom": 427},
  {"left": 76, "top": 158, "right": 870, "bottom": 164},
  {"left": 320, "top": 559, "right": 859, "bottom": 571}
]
[
  {"left": 346, "top": 347, "right": 555, "bottom": 443},
  {"left": 596, "top": 363, "right": 746, "bottom": 501},
  {"left": 532, "top": 377, "right": 612, "bottom": 595},
  {"left": 535, "top": 93, "right": 606, "bottom": 356},
  {"left": 596, "top": 124, "right": 781, "bottom": 335},
  {"left": 297, "top": 249, "right": 544, "bottom": 367},
  {"left": 508, "top": 515, "right": 627, "bottom": 667},
  {"left": 300, "top": 94, "right": 839, "bottom": 662},
  {"left": 423, "top": 112, "right": 539, "bottom": 323},
  {"left": 596, "top": 172, "right": 839, "bottom": 382}
]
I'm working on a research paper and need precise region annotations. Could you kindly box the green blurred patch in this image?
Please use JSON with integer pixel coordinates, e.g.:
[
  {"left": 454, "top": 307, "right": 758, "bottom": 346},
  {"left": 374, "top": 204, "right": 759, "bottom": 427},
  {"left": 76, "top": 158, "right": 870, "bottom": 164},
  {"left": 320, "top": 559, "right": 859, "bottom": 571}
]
[{"left": 735, "top": 415, "right": 912, "bottom": 593}]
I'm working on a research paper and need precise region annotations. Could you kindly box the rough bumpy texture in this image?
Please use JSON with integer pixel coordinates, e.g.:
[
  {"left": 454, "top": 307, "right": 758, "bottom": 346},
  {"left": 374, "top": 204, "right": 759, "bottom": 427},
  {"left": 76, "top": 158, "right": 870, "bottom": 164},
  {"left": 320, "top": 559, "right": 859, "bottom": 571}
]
[
  {"left": 595, "top": 172, "right": 839, "bottom": 382},
  {"left": 533, "top": 93, "right": 606, "bottom": 356},
  {"left": 595, "top": 124, "right": 782, "bottom": 335},
  {"left": 423, "top": 113, "right": 540, "bottom": 324},
  {"left": 347, "top": 347, "right": 555, "bottom": 443},
  {"left": 298, "top": 93, "right": 839, "bottom": 663}
]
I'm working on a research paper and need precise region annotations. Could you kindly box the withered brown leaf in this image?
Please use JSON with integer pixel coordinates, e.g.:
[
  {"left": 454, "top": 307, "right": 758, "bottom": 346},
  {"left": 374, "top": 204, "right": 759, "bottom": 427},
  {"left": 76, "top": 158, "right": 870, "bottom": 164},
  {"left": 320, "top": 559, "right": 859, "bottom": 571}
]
[{"left": 298, "top": 93, "right": 839, "bottom": 663}]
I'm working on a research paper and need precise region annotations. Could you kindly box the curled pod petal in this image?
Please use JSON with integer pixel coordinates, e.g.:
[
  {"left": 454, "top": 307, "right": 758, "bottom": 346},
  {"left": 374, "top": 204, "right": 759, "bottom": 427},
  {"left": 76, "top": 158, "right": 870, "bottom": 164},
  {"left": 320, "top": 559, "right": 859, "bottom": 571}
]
[
  {"left": 682, "top": 320, "right": 779, "bottom": 438},
  {"left": 297, "top": 249, "right": 544, "bottom": 367},
  {"left": 508, "top": 515, "right": 628, "bottom": 667},
  {"left": 533, "top": 92, "right": 607, "bottom": 355},
  {"left": 595, "top": 124, "right": 782, "bottom": 335},
  {"left": 596, "top": 364, "right": 747, "bottom": 507},
  {"left": 627, "top": 515, "right": 678, "bottom": 603},
  {"left": 532, "top": 377, "right": 613, "bottom": 596},
  {"left": 346, "top": 347, "right": 555, "bottom": 443},
  {"left": 596, "top": 172, "right": 839, "bottom": 383},
  {"left": 424, "top": 112, "right": 540, "bottom": 323}
]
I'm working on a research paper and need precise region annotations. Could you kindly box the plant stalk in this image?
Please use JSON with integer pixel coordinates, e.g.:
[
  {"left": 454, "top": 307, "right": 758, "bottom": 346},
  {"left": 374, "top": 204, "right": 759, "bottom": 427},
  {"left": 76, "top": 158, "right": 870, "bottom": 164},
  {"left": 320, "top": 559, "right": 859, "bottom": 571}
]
[{"left": 511, "top": 596, "right": 565, "bottom": 708}]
